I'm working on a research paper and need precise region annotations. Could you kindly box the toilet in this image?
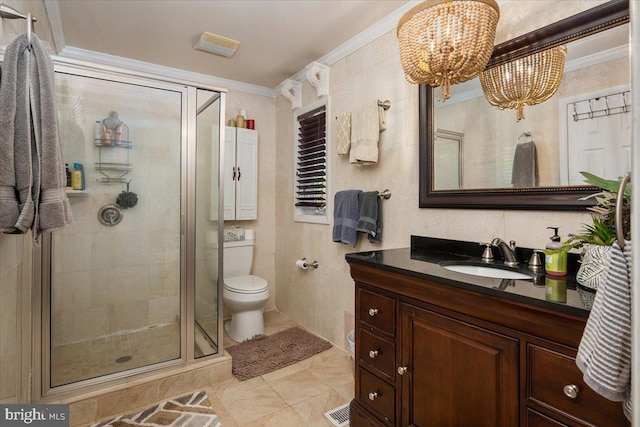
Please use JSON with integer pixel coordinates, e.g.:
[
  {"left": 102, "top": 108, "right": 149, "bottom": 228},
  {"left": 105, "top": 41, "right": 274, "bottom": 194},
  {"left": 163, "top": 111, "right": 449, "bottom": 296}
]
[{"left": 221, "top": 233, "right": 269, "bottom": 342}]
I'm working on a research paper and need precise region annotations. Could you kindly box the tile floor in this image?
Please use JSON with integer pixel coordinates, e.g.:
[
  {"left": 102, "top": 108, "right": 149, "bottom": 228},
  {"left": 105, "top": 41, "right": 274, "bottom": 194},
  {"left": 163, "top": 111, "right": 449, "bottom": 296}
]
[
  {"left": 208, "top": 310, "right": 355, "bottom": 426},
  {"left": 52, "top": 323, "right": 181, "bottom": 387}
]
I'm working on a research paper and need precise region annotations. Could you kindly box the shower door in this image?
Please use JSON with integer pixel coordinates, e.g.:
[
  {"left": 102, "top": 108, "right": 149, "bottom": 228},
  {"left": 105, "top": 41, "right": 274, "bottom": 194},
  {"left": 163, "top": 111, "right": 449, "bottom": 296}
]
[{"left": 40, "top": 62, "right": 225, "bottom": 396}]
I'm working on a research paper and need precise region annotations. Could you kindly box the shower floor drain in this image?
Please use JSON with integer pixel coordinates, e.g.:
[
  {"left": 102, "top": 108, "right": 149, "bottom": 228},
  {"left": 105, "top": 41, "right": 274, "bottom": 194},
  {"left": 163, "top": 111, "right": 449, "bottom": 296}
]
[
  {"left": 324, "top": 402, "right": 350, "bottom": 427},
  {"left": 115, "top": 355, "right": 132, "bottom": 363}
]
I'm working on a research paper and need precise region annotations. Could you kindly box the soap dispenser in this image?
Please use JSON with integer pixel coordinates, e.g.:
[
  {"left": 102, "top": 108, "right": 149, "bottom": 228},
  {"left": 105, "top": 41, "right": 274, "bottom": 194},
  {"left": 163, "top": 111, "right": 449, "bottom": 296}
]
[{"left": 544, "top": 227, "right": 567, "bottom": 276}]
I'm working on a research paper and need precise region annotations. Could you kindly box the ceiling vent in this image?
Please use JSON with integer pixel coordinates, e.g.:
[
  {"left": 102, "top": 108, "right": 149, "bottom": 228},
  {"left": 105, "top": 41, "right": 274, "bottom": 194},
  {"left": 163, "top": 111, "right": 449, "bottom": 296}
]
[{"left": 193, "top": 32, "right": 240, "bottom": 58}]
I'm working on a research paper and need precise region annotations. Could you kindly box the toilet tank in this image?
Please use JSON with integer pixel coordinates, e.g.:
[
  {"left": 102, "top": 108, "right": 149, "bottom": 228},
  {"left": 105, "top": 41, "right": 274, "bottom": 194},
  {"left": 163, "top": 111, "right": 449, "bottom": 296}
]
[{"left": 223, "top": 239, "right": 254, "bottom": 277}]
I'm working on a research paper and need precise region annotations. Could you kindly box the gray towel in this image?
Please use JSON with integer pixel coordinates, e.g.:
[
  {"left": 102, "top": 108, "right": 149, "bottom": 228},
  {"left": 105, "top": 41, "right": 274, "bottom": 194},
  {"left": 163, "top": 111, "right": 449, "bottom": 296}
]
[
  {"left": 511, "top": 141, "right": 539, "bottom": 187},
  {"left": 356, "top": 191, "right": 382, "bottom": 243},
  {"left": 0, "top": 34, "right": 72, "bottom": 243},
  {"left": 576, "top": 241, "right": 632, "bottom": 421},
  {"left": 332, "top": 190, "right": 361, "bottom": 247}
]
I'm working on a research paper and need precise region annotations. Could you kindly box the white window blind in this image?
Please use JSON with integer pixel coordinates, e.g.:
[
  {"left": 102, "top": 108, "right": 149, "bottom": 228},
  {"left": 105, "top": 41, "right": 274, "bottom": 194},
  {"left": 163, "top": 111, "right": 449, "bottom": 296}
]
[{"left": 295, "top": 104, "right": 327, "bottom": 218}]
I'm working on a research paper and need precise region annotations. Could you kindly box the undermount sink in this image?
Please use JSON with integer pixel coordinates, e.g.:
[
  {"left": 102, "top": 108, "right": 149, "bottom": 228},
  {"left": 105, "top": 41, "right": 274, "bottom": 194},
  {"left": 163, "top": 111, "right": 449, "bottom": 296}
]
[{"left": 440, "top": 262, "right": 534, "bottom": 280}]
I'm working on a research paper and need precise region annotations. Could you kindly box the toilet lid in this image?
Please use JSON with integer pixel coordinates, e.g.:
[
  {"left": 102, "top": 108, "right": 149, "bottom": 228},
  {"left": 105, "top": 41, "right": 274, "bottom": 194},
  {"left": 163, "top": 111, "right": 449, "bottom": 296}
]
[{"left": 224, "top": 275, "right": 268, "bottom": 294}]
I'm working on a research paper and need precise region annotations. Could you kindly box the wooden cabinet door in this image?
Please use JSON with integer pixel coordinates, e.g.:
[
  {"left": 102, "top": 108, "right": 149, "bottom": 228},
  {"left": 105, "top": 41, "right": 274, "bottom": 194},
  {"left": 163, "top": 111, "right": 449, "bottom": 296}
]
[
  {"left": 400, "top": 303, "right": 519, "bottom": 427},
  {"left": 235, "top": 128, "right": 258, "bottom": 220},
  {"left": 223, "top": 126, "right": 237, "bottom": 220}
]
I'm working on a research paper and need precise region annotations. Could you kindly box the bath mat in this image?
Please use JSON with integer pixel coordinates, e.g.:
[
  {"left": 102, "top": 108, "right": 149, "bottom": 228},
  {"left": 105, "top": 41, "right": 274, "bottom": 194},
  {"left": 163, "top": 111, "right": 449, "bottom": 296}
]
[
  {"left": 226, "top": 326, "right": 332, "bottom": 381},
  {"left": 92, "top": 390, "right": 221, "bottom": 427}
]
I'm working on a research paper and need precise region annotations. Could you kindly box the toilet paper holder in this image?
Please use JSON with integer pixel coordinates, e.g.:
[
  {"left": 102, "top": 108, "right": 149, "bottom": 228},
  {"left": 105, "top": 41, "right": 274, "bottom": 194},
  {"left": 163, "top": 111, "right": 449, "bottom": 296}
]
[{"left": 299, "top": 258, "right": 319, "bottom": 269}]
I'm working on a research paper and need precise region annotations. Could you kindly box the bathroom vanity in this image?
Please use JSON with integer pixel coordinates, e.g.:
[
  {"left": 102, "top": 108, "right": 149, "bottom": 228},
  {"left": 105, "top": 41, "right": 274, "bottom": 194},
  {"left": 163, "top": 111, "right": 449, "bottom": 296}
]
[{"left": 347, "top": 236, "right": 629, "bottom": 427}]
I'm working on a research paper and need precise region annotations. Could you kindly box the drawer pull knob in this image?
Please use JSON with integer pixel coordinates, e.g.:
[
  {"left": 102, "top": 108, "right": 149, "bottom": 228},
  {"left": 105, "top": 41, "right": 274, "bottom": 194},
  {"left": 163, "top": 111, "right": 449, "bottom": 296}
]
[
  {"left": 368, "top": 391, "right": 379, "bottom": 401},
  {"left": 563, "top": 384, "right": 579, "bottom": 399},
  {"left": 368, "top": 308, "right": 379, "bottom": 317},
  {"left": 369, "top": 350, "right": 380, "bottom": 359},
  {"left": 398, "top": 366, "right": 408, "bottom": 375}
]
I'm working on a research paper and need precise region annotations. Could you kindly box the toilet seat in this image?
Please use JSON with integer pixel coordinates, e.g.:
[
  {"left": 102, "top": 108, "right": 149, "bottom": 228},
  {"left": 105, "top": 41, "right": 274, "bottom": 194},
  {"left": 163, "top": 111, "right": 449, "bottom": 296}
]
[{"left": 224, "top": 275, "right": 268, "bottom": 294}]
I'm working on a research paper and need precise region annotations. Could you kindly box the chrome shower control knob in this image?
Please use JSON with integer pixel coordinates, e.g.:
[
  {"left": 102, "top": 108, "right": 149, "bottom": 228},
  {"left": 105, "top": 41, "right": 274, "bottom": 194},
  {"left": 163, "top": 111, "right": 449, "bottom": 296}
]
[
  {"left": 397, "top": 366, "right": 408, "bottom": 375},
  {"left": 563, "top": 384, "right": 579, "bottom": 399},
  {"left": 368, "top": 391, "right": 379, "bottom": 401},
  {"left": 369, "top": 350, "right": 379, "bottom": 359},
  {"left": 368, "top": 308, "right": 379, "bottom": 317}
]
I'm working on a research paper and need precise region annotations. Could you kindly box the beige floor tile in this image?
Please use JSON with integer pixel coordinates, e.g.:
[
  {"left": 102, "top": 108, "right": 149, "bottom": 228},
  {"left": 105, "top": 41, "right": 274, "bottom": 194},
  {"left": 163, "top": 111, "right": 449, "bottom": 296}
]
[
  {"left": 291, "top": 390, "right": 349, "bottom": 427},
  {"left": 202, "top": 387, "right": 239, "bottom": 427},
  {"left": 260, "top": 361, "right": 306, "bottom": 383},
  {"left": 268, "top": 369, "right": 334, "bottom": 406},
  {"left": 239, "top": 407, "right": 306, "bottom": 427},
  {"left": 216, "top": 376, "right": 288, "bottom": 425}
]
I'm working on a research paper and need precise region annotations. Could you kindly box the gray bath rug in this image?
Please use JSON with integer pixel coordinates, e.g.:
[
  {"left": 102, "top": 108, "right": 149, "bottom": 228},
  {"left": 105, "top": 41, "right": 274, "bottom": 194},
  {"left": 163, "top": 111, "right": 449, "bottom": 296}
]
[{"left": 226, "top": 326, "right": 332, "bottom": 381}]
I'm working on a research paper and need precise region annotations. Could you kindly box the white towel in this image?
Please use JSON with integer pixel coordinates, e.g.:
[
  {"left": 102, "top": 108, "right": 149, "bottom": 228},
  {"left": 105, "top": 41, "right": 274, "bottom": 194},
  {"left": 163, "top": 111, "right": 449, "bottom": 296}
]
[
  {"left": 576, "top": 241, "right": 632, "bottom": 421},
  {"left": 349, "top": 103, "right": 385, "bottom": 166},
  {"left": 336, "top": 112, "right": 351, "bottom": 155}
]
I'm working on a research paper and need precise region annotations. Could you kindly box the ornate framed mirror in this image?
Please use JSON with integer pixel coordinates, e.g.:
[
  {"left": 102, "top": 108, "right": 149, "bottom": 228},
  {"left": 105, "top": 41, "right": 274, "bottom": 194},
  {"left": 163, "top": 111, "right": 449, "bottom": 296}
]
[{"left": 419, "top": 0, "right": 630, "bottom": 209}]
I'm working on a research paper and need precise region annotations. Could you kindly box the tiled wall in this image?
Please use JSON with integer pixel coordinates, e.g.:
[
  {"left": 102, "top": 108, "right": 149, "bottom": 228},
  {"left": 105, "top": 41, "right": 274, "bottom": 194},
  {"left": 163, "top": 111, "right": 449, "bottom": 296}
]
[
  {"left": 224, "top": 90, "right": 277, "bottom": 312},
  {"left": 274, "top": 0, "right": 610, "bottom": 351}
]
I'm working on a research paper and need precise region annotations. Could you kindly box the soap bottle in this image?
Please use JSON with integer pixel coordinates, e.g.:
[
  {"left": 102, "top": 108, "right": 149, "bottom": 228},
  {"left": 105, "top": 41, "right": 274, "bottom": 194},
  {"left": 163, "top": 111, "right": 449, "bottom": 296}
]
[
  {"left": 72, "top": 163, "right": 85, "bottom": 191},
  {"left": 65, "top": 163, "right": 72, "bottom": 189},
  {"left": 544, "top": 227, "right": 567, "bottom": 276}
]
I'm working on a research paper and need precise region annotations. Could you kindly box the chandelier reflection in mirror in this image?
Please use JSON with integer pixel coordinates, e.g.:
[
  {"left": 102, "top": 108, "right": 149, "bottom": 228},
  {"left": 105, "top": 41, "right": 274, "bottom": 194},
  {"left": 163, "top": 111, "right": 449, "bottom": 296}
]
[
  {"left": 397, "top": 0, "right": 500, "bottom": 102},
  {"left": 480, "top": 45, "right": 567, "bottom": 121}
]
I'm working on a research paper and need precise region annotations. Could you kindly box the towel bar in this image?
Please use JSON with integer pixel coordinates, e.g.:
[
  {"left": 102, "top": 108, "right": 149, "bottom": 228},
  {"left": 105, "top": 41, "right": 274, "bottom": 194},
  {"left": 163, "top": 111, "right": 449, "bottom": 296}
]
[
  {"left": 615, "top": 172, "right": 631, "bottom": 249},
  {"left": 378, "top": 189, "right": 391, "bottom": 199}
]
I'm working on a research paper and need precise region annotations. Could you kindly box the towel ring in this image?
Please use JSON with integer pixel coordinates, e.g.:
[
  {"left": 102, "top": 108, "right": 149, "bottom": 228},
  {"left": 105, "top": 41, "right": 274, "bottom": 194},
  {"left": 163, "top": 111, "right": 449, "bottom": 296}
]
[
  {"left": 517, "top": 132, "right": 534, "bottom": 144},
  {"left": 615, "top": 172, "right": 631, "bottom": 249}
]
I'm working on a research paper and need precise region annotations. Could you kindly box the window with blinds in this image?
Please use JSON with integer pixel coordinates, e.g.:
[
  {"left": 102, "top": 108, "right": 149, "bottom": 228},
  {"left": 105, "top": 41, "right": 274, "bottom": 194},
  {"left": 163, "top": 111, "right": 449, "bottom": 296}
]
[{"left": 295, "top": 102, "right": 328, "bottom": 221}]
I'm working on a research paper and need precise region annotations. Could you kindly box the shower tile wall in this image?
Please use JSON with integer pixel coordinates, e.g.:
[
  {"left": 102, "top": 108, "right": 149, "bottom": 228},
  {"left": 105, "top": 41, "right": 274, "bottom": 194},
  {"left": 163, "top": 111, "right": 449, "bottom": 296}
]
[{"left": 52, "top": 74, "right": 182, "bottom": 360}]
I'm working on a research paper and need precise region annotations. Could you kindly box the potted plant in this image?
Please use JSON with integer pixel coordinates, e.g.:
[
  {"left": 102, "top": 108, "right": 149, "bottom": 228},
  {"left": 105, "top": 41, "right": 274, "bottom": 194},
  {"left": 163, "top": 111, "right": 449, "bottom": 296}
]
[{"left": 563, "top": 171, "right": 631, "bottom": 290}]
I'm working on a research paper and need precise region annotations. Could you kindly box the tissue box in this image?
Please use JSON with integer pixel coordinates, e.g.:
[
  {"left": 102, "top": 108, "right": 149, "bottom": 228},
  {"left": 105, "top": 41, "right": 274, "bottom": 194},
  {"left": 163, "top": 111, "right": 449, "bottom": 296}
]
[{"left": 224, "top": 227, "right": 245, "bottom": 242}]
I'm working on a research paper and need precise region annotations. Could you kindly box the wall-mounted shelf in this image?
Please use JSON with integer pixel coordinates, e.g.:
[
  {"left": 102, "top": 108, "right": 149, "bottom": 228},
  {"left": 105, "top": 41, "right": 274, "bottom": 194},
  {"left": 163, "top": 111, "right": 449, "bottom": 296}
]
[
  {"left": 94, "top": 139, "right": 133, "bottom": 184},
  {"left": 65, "top": 189, "right": 89, "bottom": 196}
]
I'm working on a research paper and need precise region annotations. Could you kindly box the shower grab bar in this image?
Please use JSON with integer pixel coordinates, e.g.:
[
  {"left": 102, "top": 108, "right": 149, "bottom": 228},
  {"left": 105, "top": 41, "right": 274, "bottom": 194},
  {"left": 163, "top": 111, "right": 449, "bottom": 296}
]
[
  {"left": 615, "top": 172, "right": 631, "bottom": 249},
  {"left": 0, "top": 4, "right": 37, "bottom": 48}
]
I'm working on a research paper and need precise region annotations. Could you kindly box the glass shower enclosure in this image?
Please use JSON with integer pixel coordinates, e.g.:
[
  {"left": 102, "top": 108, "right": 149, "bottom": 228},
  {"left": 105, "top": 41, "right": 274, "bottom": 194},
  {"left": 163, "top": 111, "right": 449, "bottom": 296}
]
[{"left": 36, "top": 62, "right": 224, "bottom": 395}]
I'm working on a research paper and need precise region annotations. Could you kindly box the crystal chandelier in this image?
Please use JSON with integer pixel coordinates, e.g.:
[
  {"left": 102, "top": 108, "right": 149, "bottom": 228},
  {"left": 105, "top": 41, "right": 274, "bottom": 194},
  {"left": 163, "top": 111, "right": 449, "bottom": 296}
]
[
  {"left": 480, "top": 46, "right": 567, "bottom": 121},
  {"left": 397, "top": 0, "right": 500, "bottom": 102}
]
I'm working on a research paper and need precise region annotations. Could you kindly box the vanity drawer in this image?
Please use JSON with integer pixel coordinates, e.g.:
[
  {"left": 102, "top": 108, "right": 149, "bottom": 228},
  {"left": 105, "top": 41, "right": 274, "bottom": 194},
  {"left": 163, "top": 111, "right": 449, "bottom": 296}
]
[
  {"left": 358, "top": 368, "right": 395, "bottom": 425},
  {"left": 527, "top": 344, "right": 629, "bottom": 426},
  {"left": 359, "top": 328, "right": 395, "bottom": 380},
  {"left": 359, "top": 288, "right": 395, "bottom": 336},
  {"left": 526, "top": 409, "right": 569, "bottom": 426}
]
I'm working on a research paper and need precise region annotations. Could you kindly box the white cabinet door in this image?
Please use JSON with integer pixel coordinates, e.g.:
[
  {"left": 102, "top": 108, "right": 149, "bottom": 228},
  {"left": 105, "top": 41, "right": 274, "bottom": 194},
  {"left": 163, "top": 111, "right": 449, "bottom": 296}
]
[
  {"left": 223, "top": 127, "right": 258, "bottom": 221},
  {"left": 223, "top": 127, "right": 237, "bottom": 220},
  {"left": 235, "top": 128, "right": 258, "bottom": 220}
]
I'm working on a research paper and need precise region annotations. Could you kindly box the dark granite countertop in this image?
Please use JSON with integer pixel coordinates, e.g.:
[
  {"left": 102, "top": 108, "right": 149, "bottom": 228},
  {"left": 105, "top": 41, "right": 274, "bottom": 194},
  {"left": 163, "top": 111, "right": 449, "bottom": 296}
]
[{"left": 345, "top": 236, "right": 594, "bottom": 318}]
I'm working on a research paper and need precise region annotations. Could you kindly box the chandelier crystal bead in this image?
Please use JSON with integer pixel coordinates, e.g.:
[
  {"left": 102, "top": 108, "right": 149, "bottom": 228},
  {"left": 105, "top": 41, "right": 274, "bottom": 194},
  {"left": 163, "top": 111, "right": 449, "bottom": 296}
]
[
  {"left": 397, "top": 0, "right": 500, "bottom": 102},
  {"left": 480, "top": 45, "right": 567, "bottom": 121}
]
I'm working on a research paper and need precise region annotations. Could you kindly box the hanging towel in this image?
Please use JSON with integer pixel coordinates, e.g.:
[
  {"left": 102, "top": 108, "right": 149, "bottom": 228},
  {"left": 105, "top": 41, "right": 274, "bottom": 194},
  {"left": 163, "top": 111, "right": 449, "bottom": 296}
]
[
  {"left": 332, "top": 190, "right": 361, "bottom": 247},
  {"left": 0, "top": 34, "right": 72, "bottom": 243},
  {"left": 576, "top": 241, "right": 632, "bottom": 421},
  {"left": 511, "top": 140, "right": 539, "bottom": 187},
  {"left": 336, "top": 112, "right": 351, "bottom": 155},
  {"left": 350, "top": 102, "right": 385, "bottom": 166},
  {"left": 356, "top": 191, "right": 382, "bottom": 243}
]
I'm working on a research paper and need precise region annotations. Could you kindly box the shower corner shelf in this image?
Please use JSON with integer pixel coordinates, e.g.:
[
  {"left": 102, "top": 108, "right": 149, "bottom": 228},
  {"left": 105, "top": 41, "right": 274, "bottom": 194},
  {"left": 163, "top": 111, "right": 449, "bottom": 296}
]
[
  {"left": 94, "top": 138, "right": 133, "bottom": 184},
  {"left": 65, "top": 189, "right": 89, "bottom": 196},
  {"left": 94, "top": 139, "right": 133, "bottom": 149}
]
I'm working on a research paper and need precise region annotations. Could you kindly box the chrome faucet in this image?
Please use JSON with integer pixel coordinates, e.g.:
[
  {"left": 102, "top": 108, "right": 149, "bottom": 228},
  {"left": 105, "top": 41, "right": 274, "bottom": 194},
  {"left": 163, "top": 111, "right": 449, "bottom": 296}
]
[{"left": 491, "top": 238, "right": 519, "bottom": 267}]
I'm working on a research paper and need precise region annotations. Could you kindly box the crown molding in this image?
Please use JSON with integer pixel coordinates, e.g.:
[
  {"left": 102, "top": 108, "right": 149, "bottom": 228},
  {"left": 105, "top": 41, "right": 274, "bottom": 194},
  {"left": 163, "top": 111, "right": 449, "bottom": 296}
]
[
  {"left": 275, "top": 0, "right": 420, "bottom": 94},
  {"left": 59, "top": 46, "right": 276, "bottom": 97}
]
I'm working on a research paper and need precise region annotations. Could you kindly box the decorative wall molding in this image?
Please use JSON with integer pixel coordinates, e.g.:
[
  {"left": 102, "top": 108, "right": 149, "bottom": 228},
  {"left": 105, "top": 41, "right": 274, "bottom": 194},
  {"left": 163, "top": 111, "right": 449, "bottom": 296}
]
[
  {"left": 305, "top": 62, "right": 329, "bottom": 97},
  {"left": 280, "top": 79, "right": 302, "bottom": 109},
  {"left": 59, "top": 46, "right": 276, "bottom": 97}
]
